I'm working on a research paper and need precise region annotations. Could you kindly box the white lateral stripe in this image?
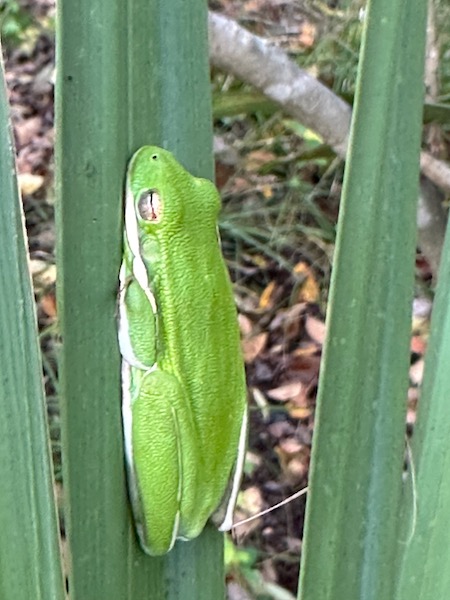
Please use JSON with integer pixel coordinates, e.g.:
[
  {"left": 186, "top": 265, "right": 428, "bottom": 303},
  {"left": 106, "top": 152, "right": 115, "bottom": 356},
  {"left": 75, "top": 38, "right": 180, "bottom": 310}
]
[
  {"left": 131, "top": 256, "right": 150, "bottom": 298},
  {"left": 124, "top": 183, "right": 142, "bottom": 266},
  {"left": 118, "top": 277, "right": 139, "bottom": 365},
  {"left": 118, "top": 319, "right": 153, "bottom": 370},
  {"left": 126, "top": 207, "right": 150, "bottom": 296},
  {"left": 125, "top": 182, "right": 151, "bottom": 297},
  {"left": 132, "top": 257, "right": 158, "bottom": 316},
  {"left": 218, "top": 406, "right": 248, "bottom": 532},
  {"left": 124, "top": 181, "right": 158, "bottom": 318},
  {"left": 119, "top": 260, "right": 127, "bottom": 286},
  {"left": 121, "top": 361, "right": 134, "bottom": 478}
]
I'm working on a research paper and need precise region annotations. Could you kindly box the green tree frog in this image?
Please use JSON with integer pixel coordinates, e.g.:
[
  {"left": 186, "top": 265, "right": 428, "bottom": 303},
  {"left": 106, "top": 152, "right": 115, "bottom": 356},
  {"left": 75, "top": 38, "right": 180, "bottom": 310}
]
[{"left": 118, "top": 146, "right": 248, "bottom": 556}]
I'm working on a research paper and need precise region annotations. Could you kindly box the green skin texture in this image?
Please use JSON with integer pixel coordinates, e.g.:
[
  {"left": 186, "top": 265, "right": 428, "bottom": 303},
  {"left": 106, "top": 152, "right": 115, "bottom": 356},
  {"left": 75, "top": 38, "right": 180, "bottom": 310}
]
[{"left": 119, "top": 146, "right": 247, "bottom": 556}]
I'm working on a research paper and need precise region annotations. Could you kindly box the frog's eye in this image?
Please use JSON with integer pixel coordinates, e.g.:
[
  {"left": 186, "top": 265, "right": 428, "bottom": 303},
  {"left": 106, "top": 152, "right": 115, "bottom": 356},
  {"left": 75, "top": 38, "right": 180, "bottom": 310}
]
[{"left": 138, "top": 189, "right": 161, "bottom": 222}]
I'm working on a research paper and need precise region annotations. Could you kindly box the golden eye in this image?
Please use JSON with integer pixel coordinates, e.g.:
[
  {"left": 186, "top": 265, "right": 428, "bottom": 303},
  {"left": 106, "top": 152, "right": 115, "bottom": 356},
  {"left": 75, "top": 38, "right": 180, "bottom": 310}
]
[{"left": 137, "top": 190, "right": 161, "bottom": 222}]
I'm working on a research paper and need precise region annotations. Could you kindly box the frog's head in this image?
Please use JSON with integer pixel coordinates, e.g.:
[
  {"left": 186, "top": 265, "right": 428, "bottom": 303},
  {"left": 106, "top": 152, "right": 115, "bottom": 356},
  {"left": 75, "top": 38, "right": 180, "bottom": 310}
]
[{"left": 128, "top": 146, "right": 220, "bottom": 235}]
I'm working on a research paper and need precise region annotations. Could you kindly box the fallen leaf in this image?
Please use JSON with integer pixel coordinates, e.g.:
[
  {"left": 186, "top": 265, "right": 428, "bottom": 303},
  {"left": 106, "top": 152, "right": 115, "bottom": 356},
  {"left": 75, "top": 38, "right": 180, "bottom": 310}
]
[
  {"left": 278, "top": 437, "right": 303, "bottom": 454},
  {"left": 244, "top": 0, "right": 265, "bottom": 12},
  {"left": 245, "top": 149, "right": 276, "bottom": 171},
  {"left": 40, "top": 293, "right": 57, "bottom": 318},
  {"left": 15, "top": 115, "right": 42, "bottom": 148},
  {"left": 261, "top": 183, "right": 274, "bottom": 199},
  {"left": 305, "top": 315, "right": 326, "bottom": 345},
  {"left": 234, "top": 485, "right": 264, "bottom": 539},
  {"left": 214, "top": 161, "right": 234, "bottom": 189},
  {"left": 251, "top": 253, "right": 270, "bottom": 269},
  {"left": 30, "top": 260, "right": 57, "bottom": 288},
  {"left": 409, "top": 359, "right": 424, "bottom": 386},
  {"left": 251, "top": 387, "right": 270, "bottom": 421},
  {"left": 267, "top": 381, "right": 303, "bottom": 402},
  {"left": 289, "top": 406, "right": 312, "bottom": 420},
  {"left": 410, "top": 335, "right": 426, "bottom": 355},
  {"left": 292, "top": 343, "right": 319, "bottom": 358},
  {"left": 413, "top": 296, "right": 432, "bottom": 319},
  {"left": 242, "top": 332, "right": 268, "bottom": 363},
  {"left": 227, "top": 582, "right": 253, "bottom": 600},
  {"left": 238, "top": 314, "right": 254, "bottom": 337},
  {"left": 267, "top": 420, "right": 296, "bottom": 439},
  {"left": 298, "top": 22, "right": 317, "bottom": 48},
  {"left": 239, "top": 485, "right": 264, "bottom": 514},
  {"left": 293, "top": 262, "right": 320, "bottom": 302},
  {"left": 287, "top": 353, "right": 321, "bottom": 386},
  {"left": 407, "top": 387, "right": 418, "bottom": 425},
  {"left": 229, "top": 176, "right": 251, "bottom": 194},
  {"left": 287, "top": 382, "right": 312, "bottom": 420},
  {"left": 259, "top": 280, "right": 276, "bottom": 309},
  {"left": 18, "top": 172, "right": 44, "bottom": 195},
  {"left": 270, "top": 303, "right": 306, "bottom": 330},
  {"left": 275, "top": 439, "right": 310, "bottom": 484}
]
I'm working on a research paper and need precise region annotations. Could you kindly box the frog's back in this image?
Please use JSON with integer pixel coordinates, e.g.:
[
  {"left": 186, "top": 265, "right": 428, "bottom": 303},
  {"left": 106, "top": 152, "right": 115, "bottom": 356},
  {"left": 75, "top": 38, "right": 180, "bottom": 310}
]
[{"left": 156, "top": 175, "right": 247, "bottom": 530}]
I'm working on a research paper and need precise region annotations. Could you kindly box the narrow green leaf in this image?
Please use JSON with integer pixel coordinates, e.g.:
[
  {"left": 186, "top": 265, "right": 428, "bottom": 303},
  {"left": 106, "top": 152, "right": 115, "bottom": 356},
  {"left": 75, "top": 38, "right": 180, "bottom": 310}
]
[
  {"left": 423, "top": 102, "right": 450, "bottom": 126},
  {"left": 213, "top": 90, "right": 277, "bottom": 118},
  {"left": 0, "top": 49, "right": 65, "bottom": 599},
  {"left": 56, "top": 1, "right": 223, "bottom": 598},
  {"left": 298, "top": 1, "right": 426, "bottom": 599},
  {"left": 396, "top": 151, "right": 450, "bottom": 597}
]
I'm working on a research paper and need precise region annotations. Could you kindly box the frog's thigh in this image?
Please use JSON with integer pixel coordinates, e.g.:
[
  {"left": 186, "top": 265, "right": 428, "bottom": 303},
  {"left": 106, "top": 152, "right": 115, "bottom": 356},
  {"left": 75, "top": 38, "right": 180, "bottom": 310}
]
[{"left": 131, "top": 369, "right": 200, "bottom": 556}]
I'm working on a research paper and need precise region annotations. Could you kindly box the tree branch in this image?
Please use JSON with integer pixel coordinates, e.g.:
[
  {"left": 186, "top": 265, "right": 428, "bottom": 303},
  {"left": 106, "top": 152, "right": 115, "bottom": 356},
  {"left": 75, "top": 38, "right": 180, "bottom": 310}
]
[
  {"left": 208, "top": 12, "right": 351, "bottom": 158},
  {"left": 209, "top": 11, "right": 449, "bottom": 276}
]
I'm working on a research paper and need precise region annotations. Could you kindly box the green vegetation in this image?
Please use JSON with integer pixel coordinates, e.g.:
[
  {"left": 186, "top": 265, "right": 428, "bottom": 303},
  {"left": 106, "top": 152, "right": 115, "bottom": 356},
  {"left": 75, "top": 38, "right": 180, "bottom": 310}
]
[
  {"left": 0, "top": 1, "right": 32, "bottom": 46},
  {"left": 3, "top": 0, "right": 450, "bottom": 598}
]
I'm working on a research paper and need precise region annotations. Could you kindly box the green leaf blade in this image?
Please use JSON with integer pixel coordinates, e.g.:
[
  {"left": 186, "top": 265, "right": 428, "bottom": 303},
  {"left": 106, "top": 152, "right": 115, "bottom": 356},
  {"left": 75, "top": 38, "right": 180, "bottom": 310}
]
[
  {"left": 0, "top": 48, "right": 65, "bottom": 600},
  {"left": 298, "top": 1, "right": 427, "bottom": 599},
  {"left": 57, "top": 0, "right": 224, "bottom": 598}
]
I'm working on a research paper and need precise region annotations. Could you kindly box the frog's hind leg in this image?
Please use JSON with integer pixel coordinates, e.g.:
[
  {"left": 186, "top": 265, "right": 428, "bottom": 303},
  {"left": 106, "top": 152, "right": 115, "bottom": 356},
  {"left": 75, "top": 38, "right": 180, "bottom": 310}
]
[
  {"left": 129, "top": 368, "right": 200, "bottom": 556},
  {"left": 214, "top": 405, "right": 248, "bottom": 532}
]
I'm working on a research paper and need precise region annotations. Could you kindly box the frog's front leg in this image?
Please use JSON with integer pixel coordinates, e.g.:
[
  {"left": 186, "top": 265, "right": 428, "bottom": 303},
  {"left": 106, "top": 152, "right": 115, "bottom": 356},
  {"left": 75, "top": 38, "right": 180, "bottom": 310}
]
[{"left": 118, "top": 262, "right": 157, "bottom": 370}]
